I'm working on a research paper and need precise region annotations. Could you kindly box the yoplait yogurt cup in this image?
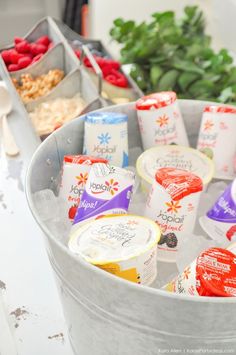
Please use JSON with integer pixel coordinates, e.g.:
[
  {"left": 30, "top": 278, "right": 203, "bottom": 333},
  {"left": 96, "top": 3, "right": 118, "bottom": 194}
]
[
  {"left": 197, "top": 105, "right": 236, "bottom": 180},
  {"left": 163, "top": 247, "right": 236, "bottom": 297},
  {"left": 145, "top": 167, "right": 203, "bottom": 262},
  {"left": 135, "top": 91, "right": 189, "bottom": 150},
  {"left": 68, "top": 214, "right": 161, "bottom": 285},
  {"left": 83, "top": 111, "right": 129, "bottom": 168},
  {"left": 199, "top": 178, "right": 236, "bottom": 244},
  {"left": 136, "top": 145, "right": 214, "bottom": 193},
  {"left": 59, "top": 155, "right": 108, "bottom": 221},
  {"left": 72, "top": 163, "right": 135, "bottom": 227}
]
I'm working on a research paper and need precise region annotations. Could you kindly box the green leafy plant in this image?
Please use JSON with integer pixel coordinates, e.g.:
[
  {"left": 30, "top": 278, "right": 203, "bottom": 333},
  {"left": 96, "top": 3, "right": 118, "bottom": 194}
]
[{"left": 110, "top": 6, "right": 236, "bottom": 104}]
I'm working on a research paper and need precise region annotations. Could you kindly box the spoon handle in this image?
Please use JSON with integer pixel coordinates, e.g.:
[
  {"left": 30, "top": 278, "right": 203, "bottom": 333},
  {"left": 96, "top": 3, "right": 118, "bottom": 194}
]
[{"left": 2, "top": 115, "right": 20, "bottom": 156}]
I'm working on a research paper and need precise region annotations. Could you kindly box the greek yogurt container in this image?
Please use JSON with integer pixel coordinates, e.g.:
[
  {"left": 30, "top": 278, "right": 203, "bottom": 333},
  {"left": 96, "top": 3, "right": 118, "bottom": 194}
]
[
  {"left": 163, "top": 247, "right": 236, "bottom": 297},
  {"left": 68, "top": 214, "right": 161, "bottom": 285},
  {"left": 83, "top": 111, "right": 129, "bottom": 167},
  {"left": 59, "top": 155, "right": 107, "bottom": 221},
  {"left": 145, "top": 167, "right": 203, "bottom": 262},
  {"left": 135, "top": 91, "right": 189, "bottom": 149},
  {"left": 136, "top": 145, "right": 214, "bottom": 193},
  {"left": 197, "top": 105, "right": 236, "bottom": 180},
  {"left": 199, "top": 179, "right": 236, "bottom": 244}
]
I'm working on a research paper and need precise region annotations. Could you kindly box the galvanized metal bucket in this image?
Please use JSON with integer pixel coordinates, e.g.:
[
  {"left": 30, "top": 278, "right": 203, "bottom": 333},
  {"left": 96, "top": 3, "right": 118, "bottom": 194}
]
[{"left": 26, "top": 100, "right": 236, "bottom": 354}]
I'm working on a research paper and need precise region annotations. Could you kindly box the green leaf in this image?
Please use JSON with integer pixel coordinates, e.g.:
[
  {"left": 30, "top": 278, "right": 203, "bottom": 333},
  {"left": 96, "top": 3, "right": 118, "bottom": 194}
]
[
  {"left": 152, "top": 11, "right": 175, "bottom": 25},
  {"left": 178, "top": 72, "right": 199, "bottom": 91},
  {"left": 186, "top": 43, "right": 203, "bottom": 59},
  {"left": 113, "top": 18, "right": 124, "bottom": 26},
  {"left": 150, "top": 65, "right": 163, "bottom": 87},
  {"left": 226, "top": 67, "right": 236, "bottom": 85},
  {"left": 184, "top": 6, "right": 198, "bottom": 19},
  {"left": 189, "top": 79, "right": 214, "bottom": 97},
  {"left": 219, "top": 49, "right": 233, "bottom": 65},
  {"left": 157, "top": 69, "right": 179, "bottom": 91},
  {"left": 172, "top": 58, "right": 204, "bottom": 75},
  {"left": 218, "top": 87, "right": 233, "bottom": 103}
]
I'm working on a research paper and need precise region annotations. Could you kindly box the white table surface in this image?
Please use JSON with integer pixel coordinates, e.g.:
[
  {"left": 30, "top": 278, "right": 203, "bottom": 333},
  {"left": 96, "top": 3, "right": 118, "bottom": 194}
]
[{"left": 0, "top": 83, "right": 74, "bottom": 355}]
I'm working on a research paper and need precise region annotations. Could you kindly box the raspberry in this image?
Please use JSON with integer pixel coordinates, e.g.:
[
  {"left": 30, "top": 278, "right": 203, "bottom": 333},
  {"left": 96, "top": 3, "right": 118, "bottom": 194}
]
[
  {"left": 36, "top": 35, "right": 50, "bottom": 46},
  {"left": 30, "top": 43, "right": 38, "bottom": 56},
  {"left": 23, "top": 53, "right": 33, "bottom": 59},
  {"left": 31, "top": 53, "right": 43, "bottom": 64},
  {"left": 16, "top": 41, "right": 31, "bottom": 53},
  {"left": 1, "top": 50, "right": 11, "bottom": 64},
  {"left": 14, "top": 37, "right": 24, "bottom": 45},
  {"left": 158, "top": 234, "right": 167, "bottom": 245},
  {"left": 103, "top": 58, "right": 120, "bottom": 70},
  {"left": 8, "top": 64, "right": 19, "bottom": 72},
  {"left": 34, "top": 44, "right": 47, "bottom": 55},
  {"left": 166, "top": 233, "right": 178, "bottom": 248},
  {"left": 9, "top": 50, "right": 21, "bottom": 64},
  {"left": 18, "top": 56, "right": 32, "bottom": 69}
]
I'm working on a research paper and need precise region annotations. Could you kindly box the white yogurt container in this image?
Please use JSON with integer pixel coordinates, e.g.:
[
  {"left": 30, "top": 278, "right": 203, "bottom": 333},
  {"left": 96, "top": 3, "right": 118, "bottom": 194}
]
[
  {"left": 59, "top": 155, "right": 107, "bottom": 221},
  {"left": 136, "top": 145, "right": 214, "bottom": 193},
  {"left": 83, "top": 111, "right": 129, "bottom": 167},
  {"left": 197, "top": 105, "right": 236, "bottom": 180},
  {"left": 199, "top": 178, "right": 236, "bottom": 244},
  {"left": 135, "top": 91, "right": 189, "bottom": 150},
  {"left": 164, "top": 247, "right": 236, "bottom": 297},
  {"left": 73, "top": 163, "right": 135, "bottom": 227},
  {"left": 145, "top": 167, "right": 203, "bottom": 262},
  {"left": 69, "top": 214, "right": 161, "bottom": 285}
]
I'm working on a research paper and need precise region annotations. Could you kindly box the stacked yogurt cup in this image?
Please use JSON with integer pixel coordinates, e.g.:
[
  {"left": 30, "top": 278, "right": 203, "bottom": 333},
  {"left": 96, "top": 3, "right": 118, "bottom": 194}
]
[{"left": 56, "top": 91, "right": 236, "bottom": 295}]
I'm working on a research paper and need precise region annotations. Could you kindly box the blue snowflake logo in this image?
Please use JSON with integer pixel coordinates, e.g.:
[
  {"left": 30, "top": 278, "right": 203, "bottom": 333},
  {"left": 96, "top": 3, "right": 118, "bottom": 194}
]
[{"left": 98, "top": 132, "right": 111, "bottom": 145}]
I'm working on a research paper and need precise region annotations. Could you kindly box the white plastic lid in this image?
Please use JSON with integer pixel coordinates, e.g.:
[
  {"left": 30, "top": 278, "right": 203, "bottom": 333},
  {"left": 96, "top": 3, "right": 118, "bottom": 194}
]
[
  {"left": 136, "top": 145, "right": 214, "bottom": 186},
  {"left": 68, "top": 214, "right": 160, "bottom": 264}
]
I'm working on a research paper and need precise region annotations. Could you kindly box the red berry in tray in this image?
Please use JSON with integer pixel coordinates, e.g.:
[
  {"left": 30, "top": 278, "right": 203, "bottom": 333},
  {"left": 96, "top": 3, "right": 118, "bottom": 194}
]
[
  {"left": 34, "top": 44, "right": 47, "bottom": 55},
  {"left": 30, "top": 43, "right": 38, "bottom": 56},
  {"left": 18, "top": 56, "right": 32, "bottom": 69},
  {"left": 16, "top": 40, "right": 31, "bottom": 53},
  {"left": 23, "top": 52, "right": 33, "bottom": 59},
  {"left": 36, "top": 35, "right": 50, "bottom": 46},
  {"left": 104, "top": 59, "right": 120, "bottom": 70},
  {"left": 1, "top": 50, "right": 11, "bottom": 64},
  {"left": 14, "top": 37, "right": 24, "bottom": 45},
  {"left": 9, "top": 49, "right": 21, "bottom": 64},
  {"left": 8, "top": 63, "right": 19, "bottom": 71}
]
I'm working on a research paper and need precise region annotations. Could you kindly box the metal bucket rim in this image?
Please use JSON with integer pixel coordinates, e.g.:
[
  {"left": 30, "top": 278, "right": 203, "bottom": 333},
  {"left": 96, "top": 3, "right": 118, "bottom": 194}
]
[{"left": 25, "top": 99, "right": 236, "bottom": 304}]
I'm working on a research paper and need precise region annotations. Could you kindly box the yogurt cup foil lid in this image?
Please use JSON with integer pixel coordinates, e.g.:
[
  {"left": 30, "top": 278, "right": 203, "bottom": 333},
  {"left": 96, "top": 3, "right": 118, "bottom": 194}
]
[
  {"left": 85, "top": 111, "right": 128, "bottom": 124},
  {"left": 136, "top": 91, "right": 177, "bottom": 110},
  {"left": 204, "top": 105, "right": 236, "bottom": 114},
  {"left": 136, "top": 145, "right": 214, "bottom": 186},
  {"left": 196, "top": 248, "right": 236, "bottom": 297},
  {"left": 155, "top": 167, "right": 203, "bottom": 201},
  {"left": 69, "top": 214, "right": 160, "bottom": 264},
  {"left": 63, "top": 155, "right": 108, "bottom": 165}
]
